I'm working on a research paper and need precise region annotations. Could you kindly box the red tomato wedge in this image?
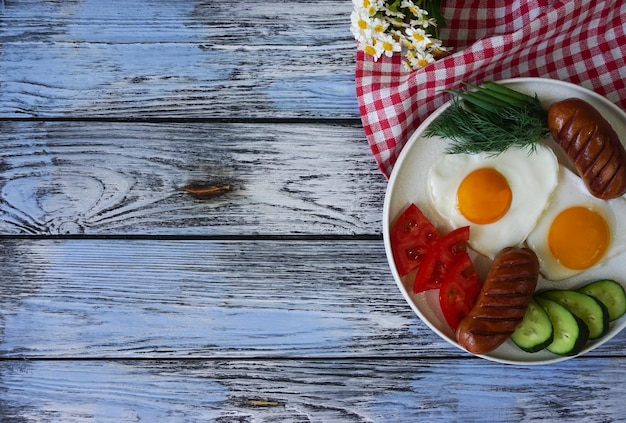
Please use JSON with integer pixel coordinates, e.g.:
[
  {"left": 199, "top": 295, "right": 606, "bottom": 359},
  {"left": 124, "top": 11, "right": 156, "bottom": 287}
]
[
  {"left": 390, "top": 204, "right": 440, "bottom": 276},
  {"left": 413, "top": 226, "right": 470, "bottom": 293},
  {"left": 439, "top": 252, "right": 482, "bottom": 331}
]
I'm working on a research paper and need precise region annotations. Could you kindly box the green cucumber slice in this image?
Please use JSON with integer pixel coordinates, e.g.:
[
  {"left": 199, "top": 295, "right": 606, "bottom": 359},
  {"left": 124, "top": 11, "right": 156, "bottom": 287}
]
[
  {"left": 578, "top": 279, "right": 626, "bottom": 321},
  {"left": 539, "top": 290, "right": 609, "bottom": 340},
  {"left": 535, "top": 297, "right": 589, "bottom": 356},
  {"left": 510, "top": 298, "right": 554, "bottom": 353}
]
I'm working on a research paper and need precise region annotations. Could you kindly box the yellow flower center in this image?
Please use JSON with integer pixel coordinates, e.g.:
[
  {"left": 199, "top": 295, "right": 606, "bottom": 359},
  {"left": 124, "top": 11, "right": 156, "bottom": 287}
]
[
  {"left": 358, "top": 19, "right": 368, "bottom": 30},
  {"left": 413, "top": 33, "right": 425, "bottom": 42},
  {"left": 383, "top": 41, "right": 394, "bottom": 52},
  {"left": 373, "top": 23, "right": 385, "bottom": 33},
  {"left": 417, "top": 58, "right": 429, "bottom": 67},
  {"left": 364, "top": 45, "right": 377, "bottom": 56}
]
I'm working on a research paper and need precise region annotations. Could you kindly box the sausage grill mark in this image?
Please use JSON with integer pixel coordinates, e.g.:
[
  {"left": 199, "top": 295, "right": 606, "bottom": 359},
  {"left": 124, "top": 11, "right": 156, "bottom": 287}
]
[
  {"left": 549, "top": 98, "right": 626, "bottom": 199},
  {"left": 455, "top": 247, "right": 540, "bottom": 355}
]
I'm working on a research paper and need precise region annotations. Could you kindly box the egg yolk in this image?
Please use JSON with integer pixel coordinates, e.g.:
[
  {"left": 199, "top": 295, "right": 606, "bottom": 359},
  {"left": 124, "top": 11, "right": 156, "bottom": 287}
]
[
  {"left": 457, "top": 168, "right": 512, "bottom": 224},
  {"left": 548, "top": 206, "right": 610, "bottom": 270}
]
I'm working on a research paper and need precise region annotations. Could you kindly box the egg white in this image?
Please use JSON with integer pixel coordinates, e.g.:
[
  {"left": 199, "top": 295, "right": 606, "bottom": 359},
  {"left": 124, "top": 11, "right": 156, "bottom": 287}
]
[
  {"left": 428, "top": 144, "right": 559, "bottom": 259},
  {"left": 526, "top": 165, "right": 626, "bottom": 281}
]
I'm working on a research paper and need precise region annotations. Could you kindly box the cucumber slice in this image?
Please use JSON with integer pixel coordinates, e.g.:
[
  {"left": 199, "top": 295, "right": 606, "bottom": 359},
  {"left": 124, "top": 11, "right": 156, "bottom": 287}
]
[
  {"left": 535, "top": 297, "right": 589, "bottom": 356},
  {"left": 539, "top": 290, "right": 609, "bottom": 339},
  {"left": 578, "top": 279, "right": 626, "bottom": 321},
  {"left": 510, "top": 298, "right": 554, "bottom": 353}
]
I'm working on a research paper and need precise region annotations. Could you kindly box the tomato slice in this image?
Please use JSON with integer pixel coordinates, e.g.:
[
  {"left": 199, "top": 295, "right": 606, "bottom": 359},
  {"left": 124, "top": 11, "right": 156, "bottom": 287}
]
[
  {"left": 413, "top": 226, "right": 470, "bottom": 293},
  {"left": 439, "top": 252, "right": 482, "bottom": 331},
  {"left": 390, "top": 203, "right": 440, "bottom": 276}
]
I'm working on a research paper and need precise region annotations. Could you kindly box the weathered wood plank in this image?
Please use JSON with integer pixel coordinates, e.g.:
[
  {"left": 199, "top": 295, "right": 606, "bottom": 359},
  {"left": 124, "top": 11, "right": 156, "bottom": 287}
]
[
  {"left": 0, "top": 121, "right": 384, "bottom": 235},
  {"left": 0, "top": 239, "right": 450, "bottom": 358},
  {"left": 1, "top": 239, "right": 624, "bottom": 358},
  {"left": 0, "top": 0, "right": 358, "bottom": 118},
  {"left": 0, "top": 42, "right": 358, "bottom": 118},
  {"left": 0, "top": 0, "right": 353, "bottom": 44},
  {"left": 1, "top": 358, "right": 625, "bottom": 422}
]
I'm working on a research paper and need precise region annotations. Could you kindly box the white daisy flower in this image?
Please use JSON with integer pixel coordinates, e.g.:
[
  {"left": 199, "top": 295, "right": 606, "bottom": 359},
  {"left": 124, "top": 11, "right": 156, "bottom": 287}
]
[
  {"left": 371, "top": 17, "right": 389, "bottom": 36},
  {"left": 362, "top": 38, "right": 385, "bottom": 60},
  {"left": 350, "top": 9, "right": 373, "bottom": 42},
  {"left": 401, "top": 0, "right": 428, "bottom": 20},
  {"left": 412, "top": 51, "right": 435, "bottom": 68},
  {"left": 353, "top": 0, "right": 379, "bottom": 16},
  {"left": 377, "top": 33, "right": 402, "bottom": 57},
  {"left": 406, "top": 27, "right": 432, "bottom": 50}
]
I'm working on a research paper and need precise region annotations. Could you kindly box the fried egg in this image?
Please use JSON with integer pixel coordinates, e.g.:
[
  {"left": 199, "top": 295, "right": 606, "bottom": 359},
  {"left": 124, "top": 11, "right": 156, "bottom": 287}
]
[
  {"left": 428, "top": 144, "right": 559, "bottom": 258},
  {"left": 526, "top": 166, "right": 626, "bottom": 280}
]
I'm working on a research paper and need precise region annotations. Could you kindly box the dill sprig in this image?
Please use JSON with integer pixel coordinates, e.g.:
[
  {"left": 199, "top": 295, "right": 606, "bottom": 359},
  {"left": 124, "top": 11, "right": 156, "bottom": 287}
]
[{"left": 425, "top": 81, "right": 550, "bottom": 155}]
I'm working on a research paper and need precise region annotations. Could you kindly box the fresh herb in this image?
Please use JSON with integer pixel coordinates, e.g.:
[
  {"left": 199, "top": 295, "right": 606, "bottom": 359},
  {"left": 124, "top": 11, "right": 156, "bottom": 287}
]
[{"left": 425, "top": 81, "right": 550, "bottom": 155}]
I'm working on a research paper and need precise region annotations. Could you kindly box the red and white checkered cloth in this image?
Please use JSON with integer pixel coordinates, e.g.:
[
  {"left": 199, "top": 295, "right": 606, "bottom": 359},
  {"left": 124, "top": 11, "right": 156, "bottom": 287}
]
[{"left": 356, "top": 0, "right": 626, "bottom": 178}]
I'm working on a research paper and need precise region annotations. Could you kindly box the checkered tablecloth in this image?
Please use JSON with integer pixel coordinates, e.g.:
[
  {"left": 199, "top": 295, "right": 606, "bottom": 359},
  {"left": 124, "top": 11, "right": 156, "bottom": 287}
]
[{"left": 356, "top": 0, "right": 626, "bottom": 178}]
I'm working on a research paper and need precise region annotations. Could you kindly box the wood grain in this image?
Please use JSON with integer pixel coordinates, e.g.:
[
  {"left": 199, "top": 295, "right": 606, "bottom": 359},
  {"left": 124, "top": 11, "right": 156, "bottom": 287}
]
[
  {"left": 0, "top": 238, "right": 450, "bottom": 358},
  {"left": 0, "top": 0, "right": 353, "bottom": 44},
  {"left": 1, "top": 358, "right": 625, "bottom": 422},
  {"left": 0, "top": 121, "right": 385, "bottom": 235},
  {"left": 0, "top": 239, "right": 624, "bottom": 358},
  {"left": 0, "top": 42, "right": 358, "bottom": 118},
  {"left": 0, "top": 0, "right": 358, "bottom": 118}
]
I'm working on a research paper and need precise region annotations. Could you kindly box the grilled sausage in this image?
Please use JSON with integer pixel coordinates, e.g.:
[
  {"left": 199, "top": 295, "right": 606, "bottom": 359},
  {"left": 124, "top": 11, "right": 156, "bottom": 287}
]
[
  {"left": 548, "top": 98, "right": 626, "bottom": 199},
  {"left": 455, "top": 247, "right": 539, "bottom": 355}
]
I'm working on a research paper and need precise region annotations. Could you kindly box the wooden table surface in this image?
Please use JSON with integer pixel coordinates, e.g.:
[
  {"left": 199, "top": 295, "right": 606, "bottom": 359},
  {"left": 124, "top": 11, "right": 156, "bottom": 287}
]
[{"left": 1, "top": 1, "right": 625, "bottom": 421}]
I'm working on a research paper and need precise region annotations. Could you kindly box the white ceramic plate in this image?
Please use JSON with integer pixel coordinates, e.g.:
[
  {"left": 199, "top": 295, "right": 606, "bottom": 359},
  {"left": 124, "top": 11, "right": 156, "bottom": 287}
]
[{"left": 383, "top": 77, "right": 626, "bottom": 364}]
